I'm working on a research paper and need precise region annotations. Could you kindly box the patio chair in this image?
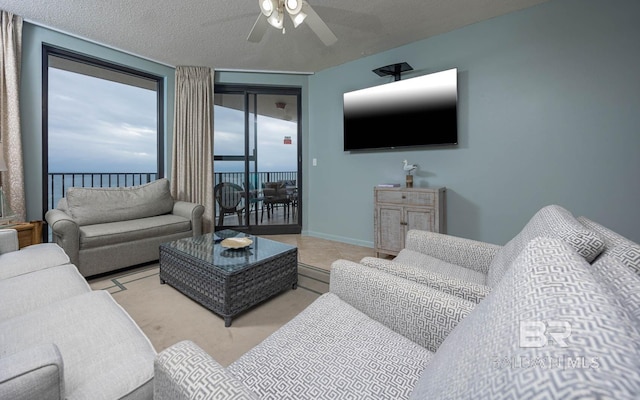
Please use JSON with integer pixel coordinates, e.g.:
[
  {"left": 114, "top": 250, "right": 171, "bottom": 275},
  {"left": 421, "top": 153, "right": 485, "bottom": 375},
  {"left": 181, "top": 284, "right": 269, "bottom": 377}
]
[
  {"left": 245, "top": 182, "right": 264, "bottom": 225},
  {"left": 214, "top": 182, "right": 244, "bottom": 226},
  {"left": 261, "top": 181, "right": 291, "bottom": 222}
]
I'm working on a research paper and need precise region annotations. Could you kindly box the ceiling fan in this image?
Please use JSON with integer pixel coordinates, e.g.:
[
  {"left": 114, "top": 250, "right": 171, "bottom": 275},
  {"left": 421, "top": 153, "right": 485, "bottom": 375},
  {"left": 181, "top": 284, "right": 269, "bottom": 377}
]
[{"left": 247, "top": 0, "right": 338, "bottom": 46}]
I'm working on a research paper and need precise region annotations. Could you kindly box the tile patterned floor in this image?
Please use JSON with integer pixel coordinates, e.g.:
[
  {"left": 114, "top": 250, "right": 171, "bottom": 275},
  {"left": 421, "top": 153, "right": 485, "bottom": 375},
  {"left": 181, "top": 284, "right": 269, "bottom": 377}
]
[
  {"left": 91, "top": 262, "right": 332, "bottom": 296},
  {"left": 262, "top": 234, "right": 376, "bottom": 271}
]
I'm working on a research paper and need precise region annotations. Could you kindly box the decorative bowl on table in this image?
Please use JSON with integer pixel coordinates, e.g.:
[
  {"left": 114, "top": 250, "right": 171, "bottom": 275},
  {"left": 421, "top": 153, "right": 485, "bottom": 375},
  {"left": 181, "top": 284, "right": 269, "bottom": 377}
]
[{"left": 220, "top": 237, "right": 253, "bottom": 249}]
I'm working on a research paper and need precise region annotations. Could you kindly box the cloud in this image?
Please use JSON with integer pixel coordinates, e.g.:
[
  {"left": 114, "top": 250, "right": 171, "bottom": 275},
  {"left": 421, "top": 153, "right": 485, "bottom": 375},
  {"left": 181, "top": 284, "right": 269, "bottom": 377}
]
[
  {"left": 48, "top": 68, "right": 298, "bottom": 175},
  {"left": 48, "top": 68, "right": 158, "bottom": 172},
  {"left": 214, "top": 105, "right": 297, "bottom": 173}
]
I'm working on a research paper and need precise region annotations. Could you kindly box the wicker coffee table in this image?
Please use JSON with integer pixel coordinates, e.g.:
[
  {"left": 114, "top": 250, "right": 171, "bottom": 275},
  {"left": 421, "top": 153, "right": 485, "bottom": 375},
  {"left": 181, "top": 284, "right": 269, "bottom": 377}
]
[{"left": 159, "top": 230, "right": 298, "bottom": 327}]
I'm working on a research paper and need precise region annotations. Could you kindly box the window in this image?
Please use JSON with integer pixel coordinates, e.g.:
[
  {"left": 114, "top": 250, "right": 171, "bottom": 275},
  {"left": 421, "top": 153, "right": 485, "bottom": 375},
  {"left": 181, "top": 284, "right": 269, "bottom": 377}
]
[{"left": 42, "top": 46, "right": 164, "bottom": 216}]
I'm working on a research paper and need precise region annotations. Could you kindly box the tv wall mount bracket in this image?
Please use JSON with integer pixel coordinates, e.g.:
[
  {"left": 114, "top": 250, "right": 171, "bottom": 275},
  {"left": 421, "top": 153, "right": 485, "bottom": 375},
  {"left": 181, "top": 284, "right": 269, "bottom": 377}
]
[{"left": 372, "top": 62, "right": 413, "bottom": 81}]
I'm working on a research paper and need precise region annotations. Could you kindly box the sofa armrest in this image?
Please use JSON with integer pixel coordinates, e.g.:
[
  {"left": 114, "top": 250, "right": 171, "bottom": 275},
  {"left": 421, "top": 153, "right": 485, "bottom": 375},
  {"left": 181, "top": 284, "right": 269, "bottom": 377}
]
[
  {"left": 405, "top": 229, "right": 502, "bottom": 274},
  {"left": 0, "top": 344, "right": 64, "bottom": 400},
  {"left": 154, "top": 340, "right": 258, "bottom": 400},
  {"left": 360, "top": 256, "right": 491, "bottom": 303},
  {"left": 172, "top": 201, "right": 205, "bottom": 236},
  {"left": 0, "top": 229, "right": 19, "bottom": 255},
  {"left": 45, "top": 209, "right": 80, "bottom": 266},
  {"left": 330, "top": 260, "right": 476, "bottom": 353}
]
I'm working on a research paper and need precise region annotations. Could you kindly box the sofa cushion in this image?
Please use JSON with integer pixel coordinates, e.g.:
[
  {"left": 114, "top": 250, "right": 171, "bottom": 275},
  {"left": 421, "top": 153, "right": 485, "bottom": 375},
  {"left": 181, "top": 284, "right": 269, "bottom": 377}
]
[
  {"left": 393, "top": 249, "right": 487, "bottom": 285},
  {"left": 359, "top": 256, "right": 491, "bottom": 303},
  {"left": 330, "top": 259, "right": 476, "bottom": 352},
  {"left": 486, "top": 204, "right": 605, "bottom": 287},
  {"left": 0, "top": 290, "right": 156, "bottom": 399},
  {"left": 410, "top": 237, "right": 640, "bottom": 399},
  {"left": 0, "top": 243, "right": 71, "bottom": 280},
  {"left": 79, "top": 214, "right": 191, "bottom": 250},
  {"left": 228, "top": 292, "right": 434, "bottom": 400},
  {"left": 0, "top": 264, "right": 90, "bottom": 322},
  {"left": 403, "top": 229, "right": 501, "bottom": 275},
  {"left": 64, "top": 178, "right": 174, "bottom": 226}
]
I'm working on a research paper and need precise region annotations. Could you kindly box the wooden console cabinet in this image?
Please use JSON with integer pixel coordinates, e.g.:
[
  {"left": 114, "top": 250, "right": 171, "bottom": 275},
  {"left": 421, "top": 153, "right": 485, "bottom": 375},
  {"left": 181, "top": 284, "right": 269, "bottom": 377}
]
[{"left": 374, "top": 187, "right": 446, "bottom": 258}]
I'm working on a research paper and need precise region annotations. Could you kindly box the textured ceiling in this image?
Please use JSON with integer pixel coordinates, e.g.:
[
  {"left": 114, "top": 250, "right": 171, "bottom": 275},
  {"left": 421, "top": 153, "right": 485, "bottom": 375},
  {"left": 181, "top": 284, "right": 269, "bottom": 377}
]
[{"left": 0, "top": 0, "right": 550, "bottom": 73}]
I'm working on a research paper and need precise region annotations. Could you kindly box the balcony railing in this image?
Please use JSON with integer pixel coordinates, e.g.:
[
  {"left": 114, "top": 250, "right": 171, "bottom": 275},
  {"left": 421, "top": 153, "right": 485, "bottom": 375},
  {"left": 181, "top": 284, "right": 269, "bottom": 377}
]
[
  {"left": 47, "top": 173, "right": 158, "bottom": 210},
  {"left": 47, "top": 171, "right": 297, "bottom": 211},
  {"left": 214, "top": 171, "right": 297, "bottom": 190}
]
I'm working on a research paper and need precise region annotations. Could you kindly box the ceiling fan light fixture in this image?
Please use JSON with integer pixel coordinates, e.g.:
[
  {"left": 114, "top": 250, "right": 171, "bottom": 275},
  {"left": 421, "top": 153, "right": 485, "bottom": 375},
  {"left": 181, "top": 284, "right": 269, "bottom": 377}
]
[
  {"left": 289, "top": 11, "right": 307, "bottom": 27},
  {"left": 248, "top": 0, "right": 336, "bottom": 45},
  {"left": 259, "top": 0, "right": 277, "bottom": 17},
  {"left": 267, "top": 12, "right": 284, "bottom": 29},
  {"left": 285, "top": 0, "right": 303, "bottom": 15}
]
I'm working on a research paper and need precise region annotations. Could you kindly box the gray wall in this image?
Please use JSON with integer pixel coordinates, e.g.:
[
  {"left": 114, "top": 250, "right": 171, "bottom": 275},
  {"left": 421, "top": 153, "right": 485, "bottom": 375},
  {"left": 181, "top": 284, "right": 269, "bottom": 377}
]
[{"left": 305, "top": 0, "right": 640, "bottom": 246}]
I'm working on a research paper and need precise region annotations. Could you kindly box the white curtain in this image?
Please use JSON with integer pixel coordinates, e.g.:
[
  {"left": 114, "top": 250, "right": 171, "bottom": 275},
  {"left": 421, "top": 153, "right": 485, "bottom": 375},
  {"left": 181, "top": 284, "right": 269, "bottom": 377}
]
[
  {"left": 0, "top": 11, "right": 25, "bottom": 221},
  {"left": 171, "top": 66, "right": 214, "bottom": 233}
]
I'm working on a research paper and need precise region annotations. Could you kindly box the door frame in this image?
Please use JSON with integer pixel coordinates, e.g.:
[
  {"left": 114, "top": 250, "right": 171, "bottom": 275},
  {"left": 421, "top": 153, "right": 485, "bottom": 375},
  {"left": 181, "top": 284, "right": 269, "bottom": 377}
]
[{"left": 214, "top": 84, "right": 302, "bottom": 235}]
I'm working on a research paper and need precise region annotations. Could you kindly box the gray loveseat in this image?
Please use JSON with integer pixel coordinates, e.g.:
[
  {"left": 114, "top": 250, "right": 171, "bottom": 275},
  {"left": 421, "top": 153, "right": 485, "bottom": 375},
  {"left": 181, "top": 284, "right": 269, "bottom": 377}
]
[
  {"left": 154, "top": 206, "right": 640, "bottom": 399},
  {"left": 0, "top": 229, "right": 156, "bottom": 400},
  {"left": 45, "top": 178, "right": 204, "bottom": 277}
]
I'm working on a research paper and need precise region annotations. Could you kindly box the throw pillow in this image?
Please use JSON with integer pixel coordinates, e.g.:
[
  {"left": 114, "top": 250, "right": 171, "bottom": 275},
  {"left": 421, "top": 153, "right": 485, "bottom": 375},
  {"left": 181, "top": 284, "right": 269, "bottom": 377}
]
[{"left": 486, "top": 204, "right": 604, "bottom": 287}]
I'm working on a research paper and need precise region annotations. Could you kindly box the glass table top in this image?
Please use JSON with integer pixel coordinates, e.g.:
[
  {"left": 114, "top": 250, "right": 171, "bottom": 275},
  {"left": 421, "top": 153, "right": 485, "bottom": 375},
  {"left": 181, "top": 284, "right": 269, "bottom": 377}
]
[{"left": 160, "top": 229, "right": 297, "bottom": 273}]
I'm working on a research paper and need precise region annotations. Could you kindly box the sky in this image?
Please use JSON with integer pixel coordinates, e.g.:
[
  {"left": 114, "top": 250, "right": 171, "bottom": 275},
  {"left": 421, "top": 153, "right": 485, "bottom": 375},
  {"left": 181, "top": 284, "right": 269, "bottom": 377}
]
[
  {"left": 48, "top": 68, "right": 297, "bottom": 174},
  {"left": 48, "top": 68, "right": 158, "bottom": 173},
  {"left": 213, "top": 104, "right": 297, "bottom": 173}
]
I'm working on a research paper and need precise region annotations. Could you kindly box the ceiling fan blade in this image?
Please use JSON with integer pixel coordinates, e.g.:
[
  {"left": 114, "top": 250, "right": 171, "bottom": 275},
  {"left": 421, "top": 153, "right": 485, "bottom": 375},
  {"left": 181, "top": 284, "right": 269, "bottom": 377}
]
[
  {"left": 301, "top": 2, "right": 337, "bottom": 46},
  {"left": 247, "top": 13, "right": 269, "bottom": 43}
]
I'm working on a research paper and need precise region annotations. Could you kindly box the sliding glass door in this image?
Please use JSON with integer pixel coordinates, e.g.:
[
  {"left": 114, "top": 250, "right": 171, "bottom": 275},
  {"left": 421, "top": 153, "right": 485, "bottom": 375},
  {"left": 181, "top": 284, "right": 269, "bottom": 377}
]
[{"left": 214, "top": 85, "right": 301, "bottom": 235}]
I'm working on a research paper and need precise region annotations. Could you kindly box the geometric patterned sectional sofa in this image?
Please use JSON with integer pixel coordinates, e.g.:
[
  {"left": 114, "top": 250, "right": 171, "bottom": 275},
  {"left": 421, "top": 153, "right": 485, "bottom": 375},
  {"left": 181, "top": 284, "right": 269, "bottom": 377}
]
[
  {"left": 359, "top": 204, "right": 613, "bottom": 303},
  {"left": 154, "top": 205, "right": 640, "bottom": 399}
]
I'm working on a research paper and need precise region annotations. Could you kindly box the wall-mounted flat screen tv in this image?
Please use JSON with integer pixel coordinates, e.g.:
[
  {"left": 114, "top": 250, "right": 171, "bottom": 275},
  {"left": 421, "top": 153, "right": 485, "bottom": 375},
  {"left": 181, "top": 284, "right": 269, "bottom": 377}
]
[{"left": 343, "top": 67, "right": 458, "bottom": 151}]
